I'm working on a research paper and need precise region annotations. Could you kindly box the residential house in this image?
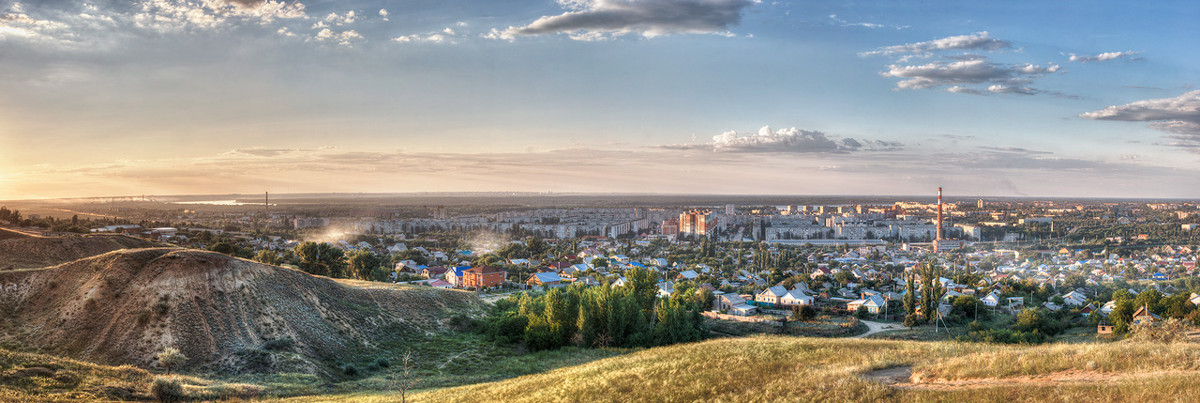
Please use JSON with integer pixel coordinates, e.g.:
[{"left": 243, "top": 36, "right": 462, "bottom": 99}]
[
  {"left": 848, "top": 295, "right": 886, "bottom": 314},
  {"left": 780, "top": 289, "right": 814, "bottom": 306},
  {"left": 444, "top": 266, "right": 469, "bottom": 287},
  {"left": 421, "top": 266, "right": 448, "bottom": 279},
  {"left": 528, "top": 272, "right": 564, "bottom": 288},
  {"left": 757, "top": 285, "right": 788, "bottom": 306},
  {"left": 462, "top": 266, "right": 507, "bottom": 289},
  {"left": 1132, "top": 305, "right": 1161, "bottom": 325},
  {"left": 658, "top": 281, "right": 675, "bottom": 298},
  {"left": 713, "top": 292, "right": 757, "bottom": 316}
]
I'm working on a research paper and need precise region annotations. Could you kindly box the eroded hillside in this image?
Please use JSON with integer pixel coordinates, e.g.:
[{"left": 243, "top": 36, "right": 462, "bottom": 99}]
[{"left": 0, "top": 247, "right": 482, "bottom": 376}]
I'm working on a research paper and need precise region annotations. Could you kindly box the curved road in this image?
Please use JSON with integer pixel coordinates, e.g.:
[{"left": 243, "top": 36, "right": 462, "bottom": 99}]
[{"left": 854, "top": 320, "right": 897, "bottom": 338}]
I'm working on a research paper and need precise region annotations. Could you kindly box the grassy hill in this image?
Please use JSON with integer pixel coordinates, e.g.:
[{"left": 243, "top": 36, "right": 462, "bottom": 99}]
[
  {"left": 272, "top": 335, "right": 1200, "bottom": 402},
  {"left": 0, "top": 233, "right": 157, "bottom": 270}
]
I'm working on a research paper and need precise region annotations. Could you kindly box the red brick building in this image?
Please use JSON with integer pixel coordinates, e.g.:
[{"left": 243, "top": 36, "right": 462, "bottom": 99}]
[{"left": 463, "top": 266, "right": 507, "bottom": 289}]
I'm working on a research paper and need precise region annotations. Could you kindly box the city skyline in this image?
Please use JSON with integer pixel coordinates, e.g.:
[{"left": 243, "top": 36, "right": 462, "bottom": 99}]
[{"left": 2, "top": 0, "right": 1199, "bottom": 199}]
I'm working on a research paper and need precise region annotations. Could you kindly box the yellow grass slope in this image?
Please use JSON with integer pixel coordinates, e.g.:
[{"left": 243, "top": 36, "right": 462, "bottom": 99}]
[{"left": 399, "top": 336, "right": 1200, "bottom": 403}]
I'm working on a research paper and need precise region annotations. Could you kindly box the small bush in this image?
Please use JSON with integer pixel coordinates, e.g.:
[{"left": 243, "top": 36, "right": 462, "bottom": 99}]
[
  {"left": 367, "top": 363, "right": 381, "bottom": 371},
  {"left": 262, "top": 337, "right": 295, "bottom": 352},
  {"left": 374, "top": 358, "right": 390, "bottom": 368},
  {"left": 137, "top": 311, "right": 152, "bottom": 326},
  {"left": 150, "top": 376, "right": 185, "bottom": 403},
  {"left": 342, "top": 364, "right": 359, "bottom": 376},
  {"left": 1130, "top": 318, "right": 1190, "bottom": 343},
  {"left": 155, "top": 301, "right": 170, "bottom": 316}
]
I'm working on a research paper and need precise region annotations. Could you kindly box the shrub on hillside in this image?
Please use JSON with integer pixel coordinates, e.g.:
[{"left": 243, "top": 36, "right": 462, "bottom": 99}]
[
  {"left": 262, "top": 337, "right": 295, "bottom": 352},
  {"left": 342, "top": 364, "right": 359, "bottom": 376},
  {"left": 150, "top": 376, "right": 184, "bottom": 403},
  {"left": 1130, "top": 318, "right": 1190, "bottom": 343}
]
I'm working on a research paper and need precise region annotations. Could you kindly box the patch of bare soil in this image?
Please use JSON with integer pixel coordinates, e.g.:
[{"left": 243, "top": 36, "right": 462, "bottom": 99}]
[
  {"left": 862, "top": 366, "right": 913, "bottom": 384},
  {"left": 0, "top": 247, "right": 483, "bottom": 377}
]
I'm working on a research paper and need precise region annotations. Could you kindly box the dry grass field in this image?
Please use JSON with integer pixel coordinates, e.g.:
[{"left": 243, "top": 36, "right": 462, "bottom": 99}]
[{"left": 273, "top": 336, "right": 1200, "bottom": 403}]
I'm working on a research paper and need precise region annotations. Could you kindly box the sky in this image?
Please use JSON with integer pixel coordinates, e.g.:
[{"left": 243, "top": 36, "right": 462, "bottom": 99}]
[{"left": 1, "top": 0, "right": 1199, "bottom": 199}]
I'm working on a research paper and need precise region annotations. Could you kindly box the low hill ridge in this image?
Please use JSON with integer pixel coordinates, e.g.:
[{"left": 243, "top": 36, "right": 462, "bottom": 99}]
[
  {"left": 0, "top": 247, "right": 481, "bottom": 375},
  {"left": 0, "top": 233, "right": 158, "bottom": 270}
]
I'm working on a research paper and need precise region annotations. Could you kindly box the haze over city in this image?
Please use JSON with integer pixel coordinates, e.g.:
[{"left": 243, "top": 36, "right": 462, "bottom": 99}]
[{"left": 2, "top": 0, "right": 1199, "bottom": 199}]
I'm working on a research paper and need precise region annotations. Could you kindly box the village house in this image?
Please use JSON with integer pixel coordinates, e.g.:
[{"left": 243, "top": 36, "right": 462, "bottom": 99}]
[
  {"left": 462, "top": 266, "right": 507, "bottom": 289},
  {"left": 756, "top": 285, "right": 788, "bottom": 306},
  {"left": 527, "top": 272, "right": 564, "bottom": 288},
  {"left": 713, "top": 292, "right": 758, "bottom": 316}
]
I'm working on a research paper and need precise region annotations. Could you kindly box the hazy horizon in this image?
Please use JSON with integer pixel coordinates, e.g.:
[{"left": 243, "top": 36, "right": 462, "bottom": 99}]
[{"left": 2, "top": 1, "right": 1198, "bottom": 199}]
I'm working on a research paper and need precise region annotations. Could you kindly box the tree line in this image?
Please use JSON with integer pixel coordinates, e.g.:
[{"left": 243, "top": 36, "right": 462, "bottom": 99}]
[{"left": 481, "top": 267, "right": 708, "bottom": 351}]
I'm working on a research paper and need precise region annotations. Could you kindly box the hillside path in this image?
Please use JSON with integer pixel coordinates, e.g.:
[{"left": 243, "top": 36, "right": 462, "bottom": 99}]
[{"left": 853, "top": 320, "right": 897, "bottom": 338}]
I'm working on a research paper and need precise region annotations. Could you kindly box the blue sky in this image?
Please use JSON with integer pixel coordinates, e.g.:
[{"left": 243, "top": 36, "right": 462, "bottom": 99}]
[{"left": 1, "top": 0, "right": 1198, "bottom": 199}]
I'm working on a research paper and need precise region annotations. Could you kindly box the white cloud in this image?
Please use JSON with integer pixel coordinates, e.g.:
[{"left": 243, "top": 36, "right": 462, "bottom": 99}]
[
  {"left": 861, "top": 32, "right": 1011, "bottom": 58},
  {"left": 324, "top": 10, "right": 356, "bottom": 26},
  {"left": 314, "top": 28, "right": 361, "bottom": 46},
  {"left": 663, "top": 126, "right": 901, "bottom": 154},
  {"left": 828, "top": 14, "right": 908, "bottom": 30},
  {"left": 1068, "top": 50, "right": 1141, "bottom": 63},
  {"left": 491, "top": 0, "right": 758, "bottom": 41},
  {"left": 866, "top": 32, "right": 1064, "bottom": 96},
  {"left": 133, "top": 0, "right": 307, "bottom": 33},
  {"left": 394, "top": 27, "right": 461, "bottom": 44},
  {"left": 1081, "top": 90, "right": 1200, "bottom": 149},
  {"left": 379, "top": 8, "right": 388, "bottom": 21},
  {"left": 882, "top": 59, "right": 1060, "bottom": 93}
]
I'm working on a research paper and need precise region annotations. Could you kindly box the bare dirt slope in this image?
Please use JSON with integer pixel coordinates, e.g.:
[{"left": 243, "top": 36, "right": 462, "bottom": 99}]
[
  {"left": 0, "top": 247, "right": 482, "bottom": 376},
  {"left": 0, "top": 234, "right": 156, "bottom": 270}
]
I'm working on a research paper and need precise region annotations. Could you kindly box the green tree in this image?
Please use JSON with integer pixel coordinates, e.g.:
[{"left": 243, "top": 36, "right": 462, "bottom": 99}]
[
  {"left": 253, "top": 250, "right": 282, "bottom": 265},
  {"left": 347, "top": 249, "right": 386, "bottom": 281},
  {"left": 156, "top": 347, "right": 187, "bottom": 375},
  {"left": 209, "top": 242, "right": 235, "bottom": 255},
  {"left": 919, "top": 263, "right": 945, "bottom": 324},
  {"left": 293, "top": 242, "right": 347, "bottom": 278},
  {"left": 1111, "top": 299, "right": 1136, "bottom": 334},
  {"left": 903, "top": 272, "right": 918, "bottom": 326}
]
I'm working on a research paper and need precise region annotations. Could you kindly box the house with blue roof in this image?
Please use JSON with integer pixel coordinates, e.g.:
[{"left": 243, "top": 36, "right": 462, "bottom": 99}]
[
  {"left": 445, "top": 266, "right": 470, "bottom": 287},
  {"left": 527, "top": 272, "right": 564, "bottom": 288}
]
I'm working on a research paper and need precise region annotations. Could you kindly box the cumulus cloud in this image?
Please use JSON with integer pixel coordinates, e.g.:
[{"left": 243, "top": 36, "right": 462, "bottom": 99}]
[
  {"left": 489, "top": 0, "right": 757, "bottom": 41},
  {"left": 882, "top": 59, "right": 1059, "bottom": 93},
  {"left": 314, "top": 28, "right": 361, "bottom": 46},
  {"left": 1080, "top": 90, "right": 1200, "bottom": 149},
  {"left": 393, "top": 27, "right": 461, "bottom": 44},
  {"left": 134, "top": 0, "right": 307, "bottom": 32},
  {"left": 324, "top": 10, "right": 356, "bottom": 25},
  {"left": 1068, "top": 51, "right": 1141, "bottom": 63},
  {"left": 860, "top": 32, "right": 1011, "bottom": 58},
  {"left": 379, "top": 8, "right": 388, "bottom": 21}
]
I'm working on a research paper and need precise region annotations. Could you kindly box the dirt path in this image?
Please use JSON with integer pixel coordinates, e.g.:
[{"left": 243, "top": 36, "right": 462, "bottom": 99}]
[
  {"left": 853, "top": 320, "right": 897, "bottom": 338},
  {"left": 863, "top": 367, "right": 1200, "bottom": 391}
]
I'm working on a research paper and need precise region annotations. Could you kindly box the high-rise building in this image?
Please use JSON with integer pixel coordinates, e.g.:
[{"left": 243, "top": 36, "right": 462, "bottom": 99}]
[
  {"left": 679, "top": 210, "right": 715, "bottom": 237},
  {"left": 725, "top": 204, "right": 735, "bottom": 215},
  {"left": 661, "top": 218, "right": 680, "bottom": 235}
]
